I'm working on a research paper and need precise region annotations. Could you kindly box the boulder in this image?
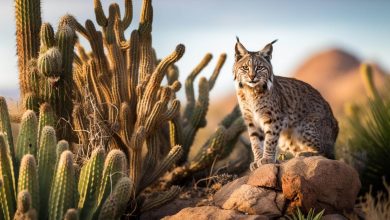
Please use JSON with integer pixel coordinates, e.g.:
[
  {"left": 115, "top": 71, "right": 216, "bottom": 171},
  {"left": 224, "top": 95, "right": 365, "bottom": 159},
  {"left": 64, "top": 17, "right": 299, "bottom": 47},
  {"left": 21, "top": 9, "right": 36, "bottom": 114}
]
[
  {"left": 162, "top": 206, "right": 269, "bottom": 220},
  {"left": 214, "top": 156, "right": 360, "bottom": 216}
]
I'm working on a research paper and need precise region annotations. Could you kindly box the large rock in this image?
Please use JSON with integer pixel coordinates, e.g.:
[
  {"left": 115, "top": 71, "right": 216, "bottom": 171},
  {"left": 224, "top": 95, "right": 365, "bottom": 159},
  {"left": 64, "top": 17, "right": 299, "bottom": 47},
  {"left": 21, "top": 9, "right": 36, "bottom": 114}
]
[
  {"left": 162, "top": 206, "right": 269, "bottom": 220},
  {"left": 214, "top": 156, "right": 360, "bottom": 216}
]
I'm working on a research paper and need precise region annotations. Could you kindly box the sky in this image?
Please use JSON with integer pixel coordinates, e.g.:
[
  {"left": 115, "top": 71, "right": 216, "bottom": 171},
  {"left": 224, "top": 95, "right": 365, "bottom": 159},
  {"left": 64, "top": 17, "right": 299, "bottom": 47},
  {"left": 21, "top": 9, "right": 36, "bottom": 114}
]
[{"left": 1, "top": 0, "right": 389, "bottom": 101}]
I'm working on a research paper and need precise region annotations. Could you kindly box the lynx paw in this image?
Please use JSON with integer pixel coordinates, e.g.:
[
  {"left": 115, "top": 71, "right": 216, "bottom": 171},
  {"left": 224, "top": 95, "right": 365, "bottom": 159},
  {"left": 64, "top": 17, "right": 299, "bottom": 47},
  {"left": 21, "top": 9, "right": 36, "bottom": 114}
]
[{"left": 250, "top": 157, "right": 277, "bottom": 171}]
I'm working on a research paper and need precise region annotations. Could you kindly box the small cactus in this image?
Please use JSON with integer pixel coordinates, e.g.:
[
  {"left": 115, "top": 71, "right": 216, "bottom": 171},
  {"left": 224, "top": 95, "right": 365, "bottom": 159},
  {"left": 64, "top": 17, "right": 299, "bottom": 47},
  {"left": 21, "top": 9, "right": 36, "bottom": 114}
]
[
  {"left": 15, "top": 111, "right": 38, "bottom": 166},
  {"left": 13, "top": 190, "right": 37, "bottom": 220}
]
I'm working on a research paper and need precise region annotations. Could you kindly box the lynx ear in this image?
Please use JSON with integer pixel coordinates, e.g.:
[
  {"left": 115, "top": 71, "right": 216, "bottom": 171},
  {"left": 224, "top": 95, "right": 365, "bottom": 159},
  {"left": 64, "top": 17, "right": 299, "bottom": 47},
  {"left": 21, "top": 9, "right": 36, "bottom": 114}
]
[
  {"left": 260, "top": 39, "right": 277, "bottom": 62},
  {"left": 235, "top": 37, "right": 248, "bottom": 61}
]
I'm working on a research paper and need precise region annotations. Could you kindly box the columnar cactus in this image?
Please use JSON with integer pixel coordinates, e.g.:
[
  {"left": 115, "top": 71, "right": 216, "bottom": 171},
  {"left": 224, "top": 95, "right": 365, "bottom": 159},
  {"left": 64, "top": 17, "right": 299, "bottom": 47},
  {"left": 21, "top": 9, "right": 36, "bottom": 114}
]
[
  {"left": 17, "top": 154, "right": 39, "bottom": 212},
  {"left": 15, "top": 111, "right": 38, "bottom": 167},
  {"left": 0, "top": 133, "right": 16, "bottom": 220}
]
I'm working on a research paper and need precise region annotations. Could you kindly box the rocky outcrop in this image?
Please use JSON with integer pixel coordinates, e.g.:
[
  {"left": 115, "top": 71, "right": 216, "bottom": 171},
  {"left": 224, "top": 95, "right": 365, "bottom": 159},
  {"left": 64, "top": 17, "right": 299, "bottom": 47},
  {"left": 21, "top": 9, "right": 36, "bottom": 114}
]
[{"left": 214, "top": 156, "right": 361, "bottom": 216}]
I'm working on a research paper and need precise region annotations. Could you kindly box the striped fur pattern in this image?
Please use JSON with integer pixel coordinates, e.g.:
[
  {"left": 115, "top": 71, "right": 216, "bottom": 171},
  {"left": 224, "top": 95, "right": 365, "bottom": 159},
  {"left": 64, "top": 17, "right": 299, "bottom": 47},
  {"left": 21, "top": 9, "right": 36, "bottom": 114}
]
[{"left": 233, "top": 38, "right": 338, "bottom": 170}]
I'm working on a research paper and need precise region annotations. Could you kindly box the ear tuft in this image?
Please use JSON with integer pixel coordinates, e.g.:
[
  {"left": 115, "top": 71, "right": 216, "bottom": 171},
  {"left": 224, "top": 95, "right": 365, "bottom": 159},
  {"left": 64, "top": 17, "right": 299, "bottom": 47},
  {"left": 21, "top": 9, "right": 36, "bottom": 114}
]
[
  {"left": 235, "top": 36, "right": 248, "bottom": 62},
  {"left": 260, "top": 39, "right": 278, "bottom": 62}
]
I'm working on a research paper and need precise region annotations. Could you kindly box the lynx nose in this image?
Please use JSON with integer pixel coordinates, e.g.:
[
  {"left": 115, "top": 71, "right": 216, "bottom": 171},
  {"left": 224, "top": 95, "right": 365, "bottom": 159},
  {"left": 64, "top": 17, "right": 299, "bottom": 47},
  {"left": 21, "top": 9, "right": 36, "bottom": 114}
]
[{"left": 248, "top": 73, "right": 256, "bottom": 81}]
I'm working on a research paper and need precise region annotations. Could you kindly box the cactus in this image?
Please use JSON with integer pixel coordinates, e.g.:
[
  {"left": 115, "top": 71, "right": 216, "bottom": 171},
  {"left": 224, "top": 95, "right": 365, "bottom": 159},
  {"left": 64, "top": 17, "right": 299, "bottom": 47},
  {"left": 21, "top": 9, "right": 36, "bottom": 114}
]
[
  {"left": 17, "top": 155, "right": 39, "bottom": 212},
  {"left": 63, "top": 209, "right": 79, "bottom": 220},
  {"left": 15, "top": 110, "right": 38, "bottom": 170},
  {"left": 13, "top": 190, "right": 37, "bottom": 220},
  {"left": 10, "top": 0, "right": 248, "bottom": 217},
  {"left": 0, "top": 97, "right": 15, "bottom": 161},
  {"left": 15, "top": 0, "right": 42, "bottom": 98},
  {"left": 0, "top": 133, "right": 16, "bottom": 220},
  {"left": 96, "top": 149, "right": 126, "bottom": 212},
  {"left": 37, "top": 103, "right": 56, "bottom": 143},
  {"left": 98, "top": 177, "right": 133, "bottom": 220},
  {"left": 37, "top": 126, "right": 57, "bottom": 219},
  {"left": 78, "top": 148, "right": 104, "bottom": 220},
  {"left": 48, "top": 151, "right": 76, "bottom": 220}
]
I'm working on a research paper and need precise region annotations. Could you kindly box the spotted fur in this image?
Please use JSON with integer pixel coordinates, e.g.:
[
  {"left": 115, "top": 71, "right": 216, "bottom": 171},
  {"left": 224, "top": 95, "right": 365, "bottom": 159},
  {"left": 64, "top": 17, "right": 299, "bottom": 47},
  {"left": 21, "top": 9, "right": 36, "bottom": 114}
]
[{"left": 233, "top": 38, "right": 338, "bottom": 170}]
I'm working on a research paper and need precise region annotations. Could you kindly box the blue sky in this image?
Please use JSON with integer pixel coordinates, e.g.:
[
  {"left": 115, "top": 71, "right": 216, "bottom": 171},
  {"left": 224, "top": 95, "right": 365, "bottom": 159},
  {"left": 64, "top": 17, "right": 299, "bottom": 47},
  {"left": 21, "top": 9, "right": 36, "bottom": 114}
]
[{"left": 1, "top": 0, "right": 389, "bottom": 100}]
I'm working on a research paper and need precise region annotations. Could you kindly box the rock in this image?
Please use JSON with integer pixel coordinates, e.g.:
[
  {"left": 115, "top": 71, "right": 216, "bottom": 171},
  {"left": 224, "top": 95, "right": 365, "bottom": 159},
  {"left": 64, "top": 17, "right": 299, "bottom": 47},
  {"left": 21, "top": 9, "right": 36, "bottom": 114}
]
[
  {"left": 281, "top": 156, "right": 361, "bottom": 214},
  {"left": 214, "top": 182, "right": 285, "bottom": 216},
  {"left": 213, "top": 156, "right": 361, "bottom": 216},
  {"left": 162, "top": 206, "right": 269, "bottom": 220}
]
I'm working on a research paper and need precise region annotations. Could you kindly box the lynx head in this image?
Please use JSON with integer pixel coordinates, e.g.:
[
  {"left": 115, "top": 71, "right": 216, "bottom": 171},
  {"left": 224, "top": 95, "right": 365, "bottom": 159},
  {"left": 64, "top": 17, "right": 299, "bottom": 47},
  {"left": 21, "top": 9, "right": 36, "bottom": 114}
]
[{"left": 233, "top": 38, "right": 277, "bottom": 92}]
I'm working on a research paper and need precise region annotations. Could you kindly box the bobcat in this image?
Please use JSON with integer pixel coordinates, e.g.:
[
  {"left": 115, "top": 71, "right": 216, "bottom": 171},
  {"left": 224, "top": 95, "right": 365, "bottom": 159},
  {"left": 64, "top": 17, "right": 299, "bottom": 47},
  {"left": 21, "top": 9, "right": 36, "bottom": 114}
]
[{"left": 233, "top": 38, "right": 338, "bottom": 170}]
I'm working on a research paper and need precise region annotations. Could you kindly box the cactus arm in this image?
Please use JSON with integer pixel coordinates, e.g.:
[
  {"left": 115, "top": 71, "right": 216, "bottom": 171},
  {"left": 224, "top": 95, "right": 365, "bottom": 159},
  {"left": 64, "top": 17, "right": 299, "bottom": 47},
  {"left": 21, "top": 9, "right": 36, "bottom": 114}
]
[
  {"left": 14, "top": 190, "right": 38, "bottom": 220},
  {"left": 121, "top": 0, "right": 133, "bottom": 30},
  {"left": 183, "top": 53, "right": 212, "bottom": 121},
  {"left": 140, "top": 186, "right": 181, "bottom": 213},
  {"left": 208, "top": 53, "right": 227, "bottom": 90}
]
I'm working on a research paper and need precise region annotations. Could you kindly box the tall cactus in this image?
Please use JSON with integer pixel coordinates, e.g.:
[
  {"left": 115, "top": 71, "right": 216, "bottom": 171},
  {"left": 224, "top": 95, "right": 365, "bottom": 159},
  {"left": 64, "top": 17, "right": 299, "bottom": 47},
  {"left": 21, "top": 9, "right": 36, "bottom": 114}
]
[
  {"left": 48, "top": 151, "right": 76, "bottom": 220},
  {"left": 0, "top": 133, "right": 16, "bottom": 220},
  {"left": 37, "top": 126, "right": 57, "bottom": 219},
  {"left": 77, "top": 148, "right": 104, "bottom": 220},
  {"left": 15, "top": 0, "right": 42, "bottom": 97},
  {"left": 0, "top": 97, "right": 15, "bottom": 161}
]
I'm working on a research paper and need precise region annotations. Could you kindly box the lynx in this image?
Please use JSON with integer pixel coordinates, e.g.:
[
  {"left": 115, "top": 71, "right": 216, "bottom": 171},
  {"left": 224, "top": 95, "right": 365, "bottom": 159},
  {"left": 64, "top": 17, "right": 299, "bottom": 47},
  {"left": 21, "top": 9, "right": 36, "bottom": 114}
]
[{"left": 233, "top": 38, "right": 338, "bottom": 170}]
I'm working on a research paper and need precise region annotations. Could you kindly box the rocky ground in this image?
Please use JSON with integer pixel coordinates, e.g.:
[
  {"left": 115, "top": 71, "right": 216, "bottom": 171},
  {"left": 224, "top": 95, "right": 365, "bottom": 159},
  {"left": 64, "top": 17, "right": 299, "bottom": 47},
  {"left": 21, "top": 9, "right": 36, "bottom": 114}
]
[{"left": 142, "top": 156, "right": 362, "bottom": 219}]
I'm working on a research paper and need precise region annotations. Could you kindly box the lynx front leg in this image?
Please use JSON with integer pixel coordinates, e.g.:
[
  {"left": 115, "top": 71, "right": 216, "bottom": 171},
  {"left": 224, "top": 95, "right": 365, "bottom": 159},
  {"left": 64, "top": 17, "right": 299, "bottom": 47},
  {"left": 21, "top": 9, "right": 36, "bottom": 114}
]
[
  {"left": 260, "top": 125, "right": 281, "bottom": 165},
  {"left": 247, "top": 124, "right": 264, "bottom": 171}
]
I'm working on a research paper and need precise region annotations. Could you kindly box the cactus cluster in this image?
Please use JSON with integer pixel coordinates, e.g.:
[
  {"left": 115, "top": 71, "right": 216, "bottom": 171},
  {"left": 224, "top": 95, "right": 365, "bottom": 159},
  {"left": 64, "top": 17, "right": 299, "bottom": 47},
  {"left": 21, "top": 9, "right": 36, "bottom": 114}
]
[
  {"left": 1, "top": 98, "right": 182, "bottom": 219},
  {"left": 11, "top": 0, "right": 249, "bottom": 217},
  {"left": 15, "top": 0, "right": 76, "bottom": 140}
]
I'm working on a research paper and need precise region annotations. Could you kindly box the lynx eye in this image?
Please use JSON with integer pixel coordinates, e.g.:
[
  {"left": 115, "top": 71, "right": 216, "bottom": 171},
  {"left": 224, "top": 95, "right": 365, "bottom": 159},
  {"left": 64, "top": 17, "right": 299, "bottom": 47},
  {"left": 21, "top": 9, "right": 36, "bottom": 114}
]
[
  {"left": 256, "top": 66, "right": 266, "bottom": 73},
  {"left": 241, "top": 66, "right": 249, "bottom": 71}
]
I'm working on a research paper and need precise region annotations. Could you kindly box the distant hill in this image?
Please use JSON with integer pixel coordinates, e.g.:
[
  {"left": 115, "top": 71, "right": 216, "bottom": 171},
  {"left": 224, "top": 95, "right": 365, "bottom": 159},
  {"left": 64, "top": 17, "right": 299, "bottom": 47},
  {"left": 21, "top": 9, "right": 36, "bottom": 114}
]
[{"left": 293, "top": 48, "right": 387, "bottom": 114}]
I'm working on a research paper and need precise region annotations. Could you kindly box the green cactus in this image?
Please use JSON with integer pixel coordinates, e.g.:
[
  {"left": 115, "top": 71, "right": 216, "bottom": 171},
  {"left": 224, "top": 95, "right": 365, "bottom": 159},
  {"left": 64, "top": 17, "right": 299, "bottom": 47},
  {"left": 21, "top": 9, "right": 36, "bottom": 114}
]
[
  {"left": 0, "top": 97, "right": 15, "bottom": 161},
  {"left": 96, "top": 149, "right": 126, "bottom": 213},
  {"left": 98, "top": 177, "right": 133, "bottom": 220},
  {"left": 13, "top": 190, "right": 37, "bottom": 220},
  {"left": 15, "top": 110, "right": 38, "bottom": 169},
  {"left": 17, "top": 154, "right": 39, "bottom": 212},
  {"left": 37, "top": 103, "right": 56, "bottom": 147},
  {"left": 78, "top": 148, "right": 104, "bottom": 220},
  {"left": 49, "top": 151, "right": 76, "bottom": 220},
  {"left": 0, "top": 133, "right": 16, "bottom": 220},
  {"left": 37, "top": 126, "right": 57, "bottom": 219}
]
